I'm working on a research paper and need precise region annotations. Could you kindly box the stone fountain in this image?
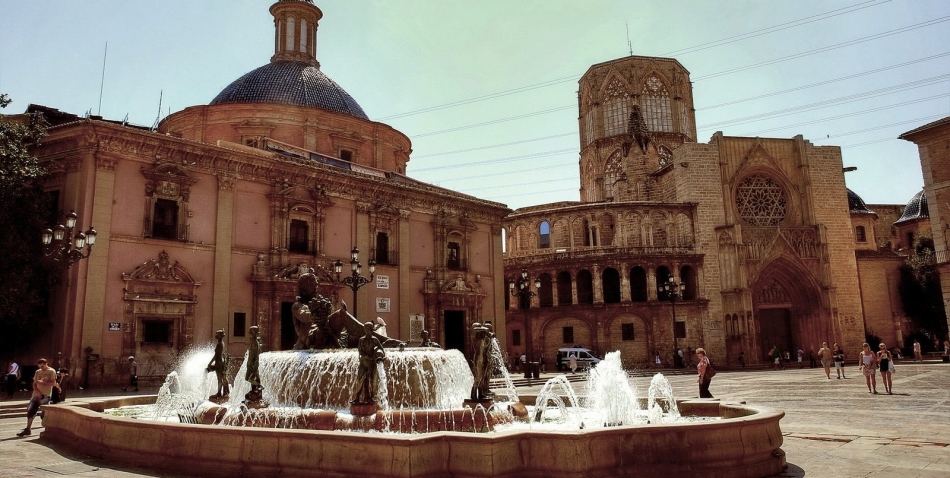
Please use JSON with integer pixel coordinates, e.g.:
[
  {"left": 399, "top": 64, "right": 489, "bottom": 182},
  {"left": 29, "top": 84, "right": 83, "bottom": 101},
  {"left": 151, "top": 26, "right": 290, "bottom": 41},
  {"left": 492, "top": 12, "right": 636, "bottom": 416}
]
[{"left": 37, "top": 271, "right": 786, "bottom": 477}]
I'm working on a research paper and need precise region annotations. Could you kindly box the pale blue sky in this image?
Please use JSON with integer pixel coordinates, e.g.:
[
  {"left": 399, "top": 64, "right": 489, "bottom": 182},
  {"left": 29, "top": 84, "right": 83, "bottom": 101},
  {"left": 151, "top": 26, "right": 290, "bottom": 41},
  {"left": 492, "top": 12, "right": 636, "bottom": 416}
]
[{"left": 2, "top": 0, "right": 948, "bottom": 209}]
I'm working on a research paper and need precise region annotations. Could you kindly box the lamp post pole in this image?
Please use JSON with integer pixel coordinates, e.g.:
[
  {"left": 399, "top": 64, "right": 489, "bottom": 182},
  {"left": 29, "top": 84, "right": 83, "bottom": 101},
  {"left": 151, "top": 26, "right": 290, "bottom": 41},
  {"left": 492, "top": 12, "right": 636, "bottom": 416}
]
[
  {"left": 41, "top": 210, "right": 97, "bottom": 385},
  {"left": 509, "top": 268, "right": 541, "bottom": 378},
  {"left": 41, "top": 210, "right": 97, "bottom": 270},
  {"left": 333, "top": 247, "right": 375, "bottom": 320},
  {"left": 657, "top": 276, "right": 686, "bottom": 368}
]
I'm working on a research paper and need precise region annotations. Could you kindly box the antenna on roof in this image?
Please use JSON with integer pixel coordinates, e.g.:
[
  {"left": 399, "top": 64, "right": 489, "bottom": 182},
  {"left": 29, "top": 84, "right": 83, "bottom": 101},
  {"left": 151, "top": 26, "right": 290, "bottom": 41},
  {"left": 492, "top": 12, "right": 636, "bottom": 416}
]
[
  {"left": 122, "top": 113, "right": 129, "bottom": 126},
  {"left": 625, "top": 23, "right": 633, "bottom": 56},
  {"left": 151, "top": 90, "right": 163, "bottom": 131},
  {"left": 98, "top": 42, "right": 108, "bottom": 116}
]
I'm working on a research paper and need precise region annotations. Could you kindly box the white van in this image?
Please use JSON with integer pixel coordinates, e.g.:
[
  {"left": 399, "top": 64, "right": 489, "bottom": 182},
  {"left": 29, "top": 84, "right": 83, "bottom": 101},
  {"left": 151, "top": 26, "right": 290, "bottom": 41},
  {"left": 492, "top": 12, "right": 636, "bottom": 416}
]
[{"left": 556, "top": 347, "right": 601, "bottom": 371}]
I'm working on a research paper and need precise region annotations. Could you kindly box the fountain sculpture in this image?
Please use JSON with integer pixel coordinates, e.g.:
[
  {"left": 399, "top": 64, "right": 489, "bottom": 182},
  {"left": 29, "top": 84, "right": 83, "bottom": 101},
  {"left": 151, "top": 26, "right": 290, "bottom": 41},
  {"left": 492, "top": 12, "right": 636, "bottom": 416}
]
[{"left": 37, "top": 269, "right": 787, "bottom": 477}]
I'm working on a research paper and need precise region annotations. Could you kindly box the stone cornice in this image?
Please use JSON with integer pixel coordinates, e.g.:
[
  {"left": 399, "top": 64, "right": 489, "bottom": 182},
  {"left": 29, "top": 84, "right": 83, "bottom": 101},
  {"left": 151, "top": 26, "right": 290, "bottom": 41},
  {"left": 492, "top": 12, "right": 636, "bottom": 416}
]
[{"left": 34, "top": 120, "right": 510, "bottom": 223}]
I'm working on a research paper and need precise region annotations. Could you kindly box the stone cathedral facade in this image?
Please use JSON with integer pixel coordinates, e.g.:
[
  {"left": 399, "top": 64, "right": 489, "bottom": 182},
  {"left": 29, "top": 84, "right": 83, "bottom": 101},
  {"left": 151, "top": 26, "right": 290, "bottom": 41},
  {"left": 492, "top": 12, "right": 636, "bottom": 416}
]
[{"left": 504, "top": 55, "right": 881, "bottom": 367}]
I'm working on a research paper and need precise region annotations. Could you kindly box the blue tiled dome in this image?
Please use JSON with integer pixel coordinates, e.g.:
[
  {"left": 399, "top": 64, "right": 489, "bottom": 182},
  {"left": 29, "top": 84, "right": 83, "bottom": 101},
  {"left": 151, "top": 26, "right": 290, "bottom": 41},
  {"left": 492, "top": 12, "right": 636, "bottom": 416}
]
[
  {"left": 896, "top": 189, "right": 928, "bottom": 224},
  {"left": 210, "top": 61, "right": 368, "bottom": 119},
  {"left": 847, "top": 188, "right": 874, "bottom": 214}
]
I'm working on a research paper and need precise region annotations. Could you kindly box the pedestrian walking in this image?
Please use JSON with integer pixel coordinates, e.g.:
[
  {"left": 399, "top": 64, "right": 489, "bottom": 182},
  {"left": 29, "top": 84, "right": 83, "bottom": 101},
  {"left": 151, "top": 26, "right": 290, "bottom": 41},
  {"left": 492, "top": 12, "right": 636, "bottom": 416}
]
[
  {"left": 568, "top": 353, "right": 578, "bottom": 373},
  {"left": 877, "top": 343, "right": 894, "bottom": 394},
  {"left": 817, "top": 342, "right": 833, "bottom": 379},
  {"left": 859, "top": 343, "right": 879, "bottom": 394},
  {"left": 738, "top": 350, "right": 745, "bottom": 368},
  {"left": 122, "top": 356, "right": 138, "bottom": 392},
  {"left": 833, "top": 343, "right": 847, "bottom": 379},
  {"left": 809, "top": 350, "right": 817, "bottom": 368},
  {"left": 913, "top": 340, "right": 922, "bottom": 362},
  {"left": 696, "top": 348, "right": 714, "bottom": 398},
  {"left": 4, "top": 359, "right": 20, "bottom": 399},
  {"left": 17, "top": 358, "right": 59, "bottom": 437}
]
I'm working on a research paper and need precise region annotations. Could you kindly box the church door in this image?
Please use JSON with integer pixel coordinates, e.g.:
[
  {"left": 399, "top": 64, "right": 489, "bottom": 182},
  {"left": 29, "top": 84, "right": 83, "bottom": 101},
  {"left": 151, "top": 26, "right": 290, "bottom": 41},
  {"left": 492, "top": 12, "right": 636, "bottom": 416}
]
[
  {"left": 443, "top": 310, "right": 466, "bottom": 353},
  {"left": 758, "top": 308, "right": 792, "bottom": 359}
]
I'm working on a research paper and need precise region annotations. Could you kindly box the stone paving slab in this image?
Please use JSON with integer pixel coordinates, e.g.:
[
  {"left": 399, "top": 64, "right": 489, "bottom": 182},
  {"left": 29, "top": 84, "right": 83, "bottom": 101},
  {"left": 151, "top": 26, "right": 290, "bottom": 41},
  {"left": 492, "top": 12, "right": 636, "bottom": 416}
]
[{"left": 1, "top": 361, "right": 947, "bottom": 477}]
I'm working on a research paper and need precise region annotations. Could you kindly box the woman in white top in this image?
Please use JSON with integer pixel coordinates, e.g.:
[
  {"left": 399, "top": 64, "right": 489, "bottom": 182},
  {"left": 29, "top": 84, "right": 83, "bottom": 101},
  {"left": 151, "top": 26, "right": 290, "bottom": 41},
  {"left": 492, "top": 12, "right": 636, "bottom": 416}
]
[{"left": 859, "top": 343, "right": 879, "bottom": 394}]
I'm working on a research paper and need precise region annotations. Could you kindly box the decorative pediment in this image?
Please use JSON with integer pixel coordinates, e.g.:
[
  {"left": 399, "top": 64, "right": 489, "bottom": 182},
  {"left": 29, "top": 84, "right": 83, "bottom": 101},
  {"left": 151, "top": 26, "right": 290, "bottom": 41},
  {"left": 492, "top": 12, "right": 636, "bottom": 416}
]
[
  {"left": 440, "top": 274, "right": 483, "bottom": 295},
  {"left": 737, "top": 142, "right": 783, "bottom": 174},
  {"left": 123, "top": 250, "right": 199, "bottom": 284},
  {"left": 122, "top": 251, "right": 201, "bottom": 304}
]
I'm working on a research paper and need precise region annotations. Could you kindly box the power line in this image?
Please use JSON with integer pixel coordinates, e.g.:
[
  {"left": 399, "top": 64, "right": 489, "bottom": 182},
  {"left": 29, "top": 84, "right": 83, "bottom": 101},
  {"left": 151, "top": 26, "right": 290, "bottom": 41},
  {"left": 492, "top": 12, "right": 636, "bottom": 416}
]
[
  {"left": 376, "top": 1, "right": 894, "bottom": 121},
  {"left": 412, "top": 131, "right": 575, "bottom": 159},
  {"left": 738, "top": 93, "right": 950, "bottom": 136},
  {"left": 664, "top": 0, "right": 889, "bottom": 57},
  {"left": 699, "top": 74, "right": 950, "bottom": 130},
  {"left": 697, "top": 52, "right": 950, "bottom": 111},
  {"left": 410, "top": 147, "right": 576, "bottom": 173},
  {"left": 411, "top": 105, "right": 574, "bottom": 138},
  {"left": 693, "top": 16, "right": 950, "bottom": 81}
]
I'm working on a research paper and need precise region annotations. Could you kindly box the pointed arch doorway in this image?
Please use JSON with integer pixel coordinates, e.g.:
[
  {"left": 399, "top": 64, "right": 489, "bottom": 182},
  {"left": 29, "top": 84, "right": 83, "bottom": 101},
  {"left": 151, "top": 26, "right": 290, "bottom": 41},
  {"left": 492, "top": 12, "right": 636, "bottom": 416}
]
[{"left": 751, "top": 257, "right": 826, "bottom": 362}]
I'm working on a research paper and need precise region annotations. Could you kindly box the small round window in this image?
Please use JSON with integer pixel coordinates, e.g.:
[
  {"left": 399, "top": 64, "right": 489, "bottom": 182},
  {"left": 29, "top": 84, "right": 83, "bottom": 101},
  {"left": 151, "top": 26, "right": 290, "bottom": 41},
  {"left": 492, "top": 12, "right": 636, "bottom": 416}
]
[{"left": 735, "top": 175, "right": 788, "bottom": 226}]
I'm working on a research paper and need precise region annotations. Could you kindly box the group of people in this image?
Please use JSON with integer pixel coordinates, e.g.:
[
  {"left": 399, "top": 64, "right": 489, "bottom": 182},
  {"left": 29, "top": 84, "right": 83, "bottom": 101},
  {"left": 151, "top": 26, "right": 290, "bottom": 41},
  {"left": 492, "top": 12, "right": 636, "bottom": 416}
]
[{"left": 818, "top": 341, "right": 896, "bottom": 394}]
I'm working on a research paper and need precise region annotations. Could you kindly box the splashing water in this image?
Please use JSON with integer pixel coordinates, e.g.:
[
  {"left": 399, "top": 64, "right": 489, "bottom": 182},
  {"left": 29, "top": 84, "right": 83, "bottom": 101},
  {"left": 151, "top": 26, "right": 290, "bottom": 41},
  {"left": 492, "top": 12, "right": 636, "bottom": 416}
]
[
  {"left": 647, "top": 373, "right": 680, "bottom": 423},
  {"left": 532, "top": 374, "right": 582, "bottom": 427},
  {"left": 488, "top": 338, "right": 518, "bottom": 402},
  {"left": 586, "top": 351, "right": 639, "bottom": 426}
]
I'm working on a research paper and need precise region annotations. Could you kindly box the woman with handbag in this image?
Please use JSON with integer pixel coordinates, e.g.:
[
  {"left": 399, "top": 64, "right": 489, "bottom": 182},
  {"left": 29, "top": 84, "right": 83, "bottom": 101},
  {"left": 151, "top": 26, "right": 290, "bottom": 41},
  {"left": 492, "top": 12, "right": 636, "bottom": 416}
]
[
  {"left": 859, "top": 343, "right": 879, "bottom": 394},
  {"left": 696, "top": 348, "right": 714, "bottom": 398},
  {"left": 877, "top": 343, "right": 894, "bottom": 395}
]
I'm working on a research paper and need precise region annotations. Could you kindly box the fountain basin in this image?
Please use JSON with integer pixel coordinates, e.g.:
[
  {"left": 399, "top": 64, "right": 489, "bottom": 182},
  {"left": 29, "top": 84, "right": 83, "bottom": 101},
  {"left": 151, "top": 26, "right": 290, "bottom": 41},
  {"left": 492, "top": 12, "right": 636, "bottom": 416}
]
[{"left": 40, "top": 397, "right": 785, "bottom": 478}]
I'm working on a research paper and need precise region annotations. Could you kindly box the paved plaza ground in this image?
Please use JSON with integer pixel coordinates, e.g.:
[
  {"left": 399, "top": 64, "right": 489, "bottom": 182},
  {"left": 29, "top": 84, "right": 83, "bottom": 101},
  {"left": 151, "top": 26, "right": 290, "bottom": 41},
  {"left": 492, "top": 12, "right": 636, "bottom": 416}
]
[{"left": 1, "top": 361, "right": 948, "bottom": 477}]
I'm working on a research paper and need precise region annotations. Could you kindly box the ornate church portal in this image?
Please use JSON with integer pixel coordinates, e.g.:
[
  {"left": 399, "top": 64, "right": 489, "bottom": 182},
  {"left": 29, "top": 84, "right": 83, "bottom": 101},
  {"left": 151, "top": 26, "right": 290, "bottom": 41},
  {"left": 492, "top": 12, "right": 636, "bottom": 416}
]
[{"left": 751, "top": 257, "right": 829, "bottom": 361}]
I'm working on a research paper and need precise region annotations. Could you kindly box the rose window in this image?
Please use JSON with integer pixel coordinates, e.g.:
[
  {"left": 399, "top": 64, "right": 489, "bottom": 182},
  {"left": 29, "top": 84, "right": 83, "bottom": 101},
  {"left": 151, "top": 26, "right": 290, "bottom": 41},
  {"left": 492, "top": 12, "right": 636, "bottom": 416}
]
[{"left": 735, "top": 175, "right": 788, "bottom": 226}]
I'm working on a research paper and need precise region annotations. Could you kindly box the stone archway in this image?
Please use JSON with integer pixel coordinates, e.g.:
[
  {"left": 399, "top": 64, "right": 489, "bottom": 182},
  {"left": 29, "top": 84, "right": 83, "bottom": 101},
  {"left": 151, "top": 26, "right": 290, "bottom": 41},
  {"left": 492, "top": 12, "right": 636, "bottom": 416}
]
[{"left": 751, "top": 256, "right": 828, "bottom": 361}]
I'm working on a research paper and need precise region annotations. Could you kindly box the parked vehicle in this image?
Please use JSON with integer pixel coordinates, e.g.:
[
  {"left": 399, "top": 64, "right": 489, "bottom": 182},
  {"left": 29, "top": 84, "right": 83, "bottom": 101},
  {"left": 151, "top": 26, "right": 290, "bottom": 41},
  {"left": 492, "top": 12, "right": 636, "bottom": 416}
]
[{"left": 556, "top": 347, "right": 601, "bottom": 371}]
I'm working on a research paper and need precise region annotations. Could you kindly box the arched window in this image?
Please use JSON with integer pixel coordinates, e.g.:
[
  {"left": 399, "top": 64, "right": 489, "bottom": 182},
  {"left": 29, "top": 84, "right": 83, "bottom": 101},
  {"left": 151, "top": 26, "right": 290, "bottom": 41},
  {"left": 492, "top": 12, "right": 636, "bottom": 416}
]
[
  {"left": 603, "top": 77, "right": 630, "bottom": 137},
  {"left": 680, "top": 265, "right": 698, "bottom": 300},
  {"left": 576, "top": 270, "right": 594, "bottom": 304},
  {"left": 642, "top": 75, "right": 672, "bottom": 132},
  {"left": 539, "top": 221, "right": 551, "bottom": 249},
  {"left": 602, "top": 268, "right": 621, "bottom": 304},
  {"left": 630, "top": 266, "right": 648, "bottom": 302},
  {"left": 583, "top": 91, "right": 595, "bottom": 147},
  {"left": 855, "top": 225, "right": 867, "bottom": 243},
  {"left": 603, "top": 151, "right": 622, "bottom": 201},
  {"left": 655, "top": 266, "right": 671, "bottom": 289},
  {"left": 539, "top": 273, "right": 554, "bottom": 307},
  {"left": 556, "top": 271, "right": 573, "bottom": 305}
]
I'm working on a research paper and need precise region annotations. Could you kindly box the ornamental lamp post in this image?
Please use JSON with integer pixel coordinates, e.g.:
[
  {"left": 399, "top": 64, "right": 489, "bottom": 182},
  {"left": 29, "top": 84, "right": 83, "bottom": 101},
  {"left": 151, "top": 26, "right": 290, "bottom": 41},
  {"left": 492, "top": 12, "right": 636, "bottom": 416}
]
[
  {"left": 509, "top": 268, "right": 541, "bottom": 379},
  {"left": 333, "top": 247, "right": 375, "bottom": 320},
  {"left": 657, "top": 275, "right": 686, "bottom": 367},
  {"left": 42, "top": 210, "right": 97, "bottom": 269}
]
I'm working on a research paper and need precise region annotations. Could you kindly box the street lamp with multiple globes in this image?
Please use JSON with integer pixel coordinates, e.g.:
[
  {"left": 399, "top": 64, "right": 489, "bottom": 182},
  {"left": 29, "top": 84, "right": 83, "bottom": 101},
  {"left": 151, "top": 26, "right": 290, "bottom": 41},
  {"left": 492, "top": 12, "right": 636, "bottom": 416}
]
[
  {"left": 333, "top": 247, "right": 375, "bottom": 320},
  {"left": 41, "top": 210, "right": 97, "bottom": 269},
  {"left": 509, "top": 268, "right": 541, "bottom": 378},
  {"left": 657, "top": 275, "right": 686, "bottom": 367}
]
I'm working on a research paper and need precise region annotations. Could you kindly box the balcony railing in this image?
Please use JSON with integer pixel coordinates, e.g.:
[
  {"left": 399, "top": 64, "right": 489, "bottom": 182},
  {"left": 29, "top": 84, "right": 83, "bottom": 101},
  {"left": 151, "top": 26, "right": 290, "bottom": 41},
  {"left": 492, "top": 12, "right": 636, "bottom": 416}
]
[
  {"left": 288, "top": 239, "right": 317, "bottom": 255},
  {"left": 505, "top": 244, "right": 695, "bottom": 260},
  {"left": 143, "top": 219, "right": 189, "bottom": 242},
  {"left": 372, "top": 249, "right": 399, "bottom": 266}
]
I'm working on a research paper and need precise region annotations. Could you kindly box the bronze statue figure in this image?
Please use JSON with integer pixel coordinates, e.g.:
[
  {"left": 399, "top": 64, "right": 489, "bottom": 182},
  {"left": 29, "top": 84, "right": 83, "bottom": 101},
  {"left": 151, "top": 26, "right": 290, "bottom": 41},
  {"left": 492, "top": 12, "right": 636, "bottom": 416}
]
[
  {"left": 353, "top": 322, "right": 386, "bottom": 405},
  {"left": 207, "top": 329, "right": 230, "bottom": 399}
]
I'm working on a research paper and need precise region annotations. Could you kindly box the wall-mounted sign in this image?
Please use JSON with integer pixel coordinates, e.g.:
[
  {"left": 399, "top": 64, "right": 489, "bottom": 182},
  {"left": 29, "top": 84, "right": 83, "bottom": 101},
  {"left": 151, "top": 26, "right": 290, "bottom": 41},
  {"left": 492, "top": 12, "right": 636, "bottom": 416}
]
[
  {"left": 375, "top": 297, "right": 391, "bottom": 313},
  {"left": 376, "top": 275, "right": 389, "bottom": 289},
  {"left": 108, "top": 322, "right": 121, "bottom": 331}
]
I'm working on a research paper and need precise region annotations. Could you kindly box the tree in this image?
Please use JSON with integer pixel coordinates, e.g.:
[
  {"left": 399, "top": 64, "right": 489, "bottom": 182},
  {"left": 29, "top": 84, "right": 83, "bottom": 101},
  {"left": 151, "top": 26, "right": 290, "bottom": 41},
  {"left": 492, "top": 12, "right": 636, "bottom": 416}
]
[
  {"left": 898, "top": 232, "right": 949, "bottom": 349},
  {"left": 0, "top": 94, "right": 55, "bottom": 353}
]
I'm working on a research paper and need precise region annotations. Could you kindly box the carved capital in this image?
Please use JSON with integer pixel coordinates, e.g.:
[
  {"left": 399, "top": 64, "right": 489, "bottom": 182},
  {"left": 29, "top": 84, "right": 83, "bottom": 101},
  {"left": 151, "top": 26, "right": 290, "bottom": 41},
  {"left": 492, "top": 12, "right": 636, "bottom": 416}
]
[{"left": 96, "top": 157, "right": 118, "bottom": 172}]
